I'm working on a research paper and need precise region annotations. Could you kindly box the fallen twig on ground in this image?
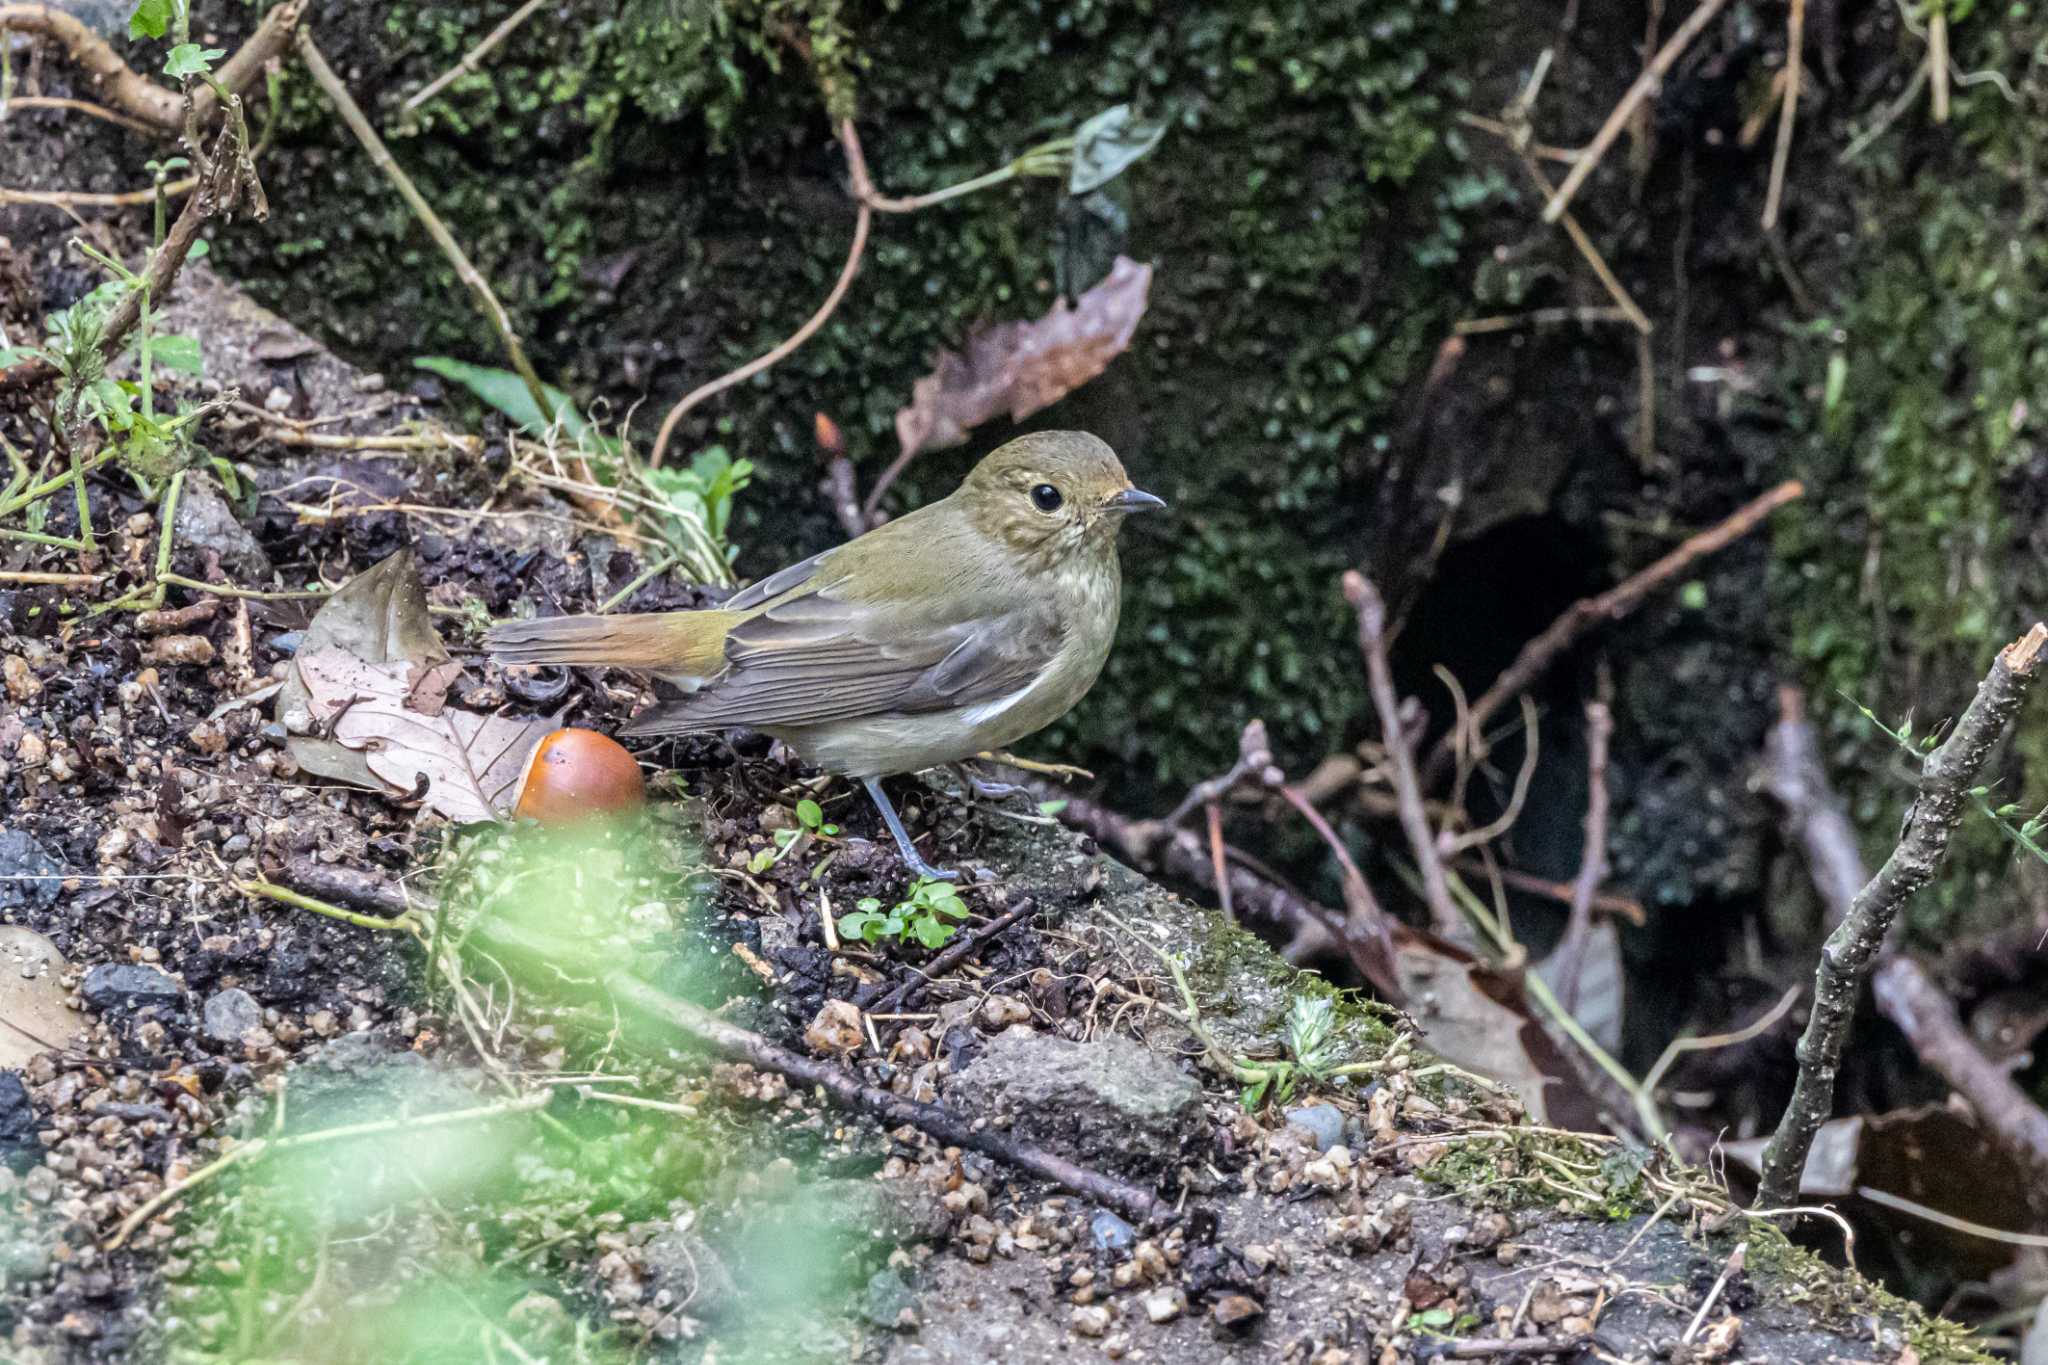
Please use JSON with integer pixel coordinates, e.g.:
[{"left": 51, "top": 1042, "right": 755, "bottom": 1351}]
[
  {"left": 1757, "top": 624, "right": 2048, "bottom": 1207},
  {"left": 473, "top": 913, "right": 1174, "bottom": 1225},
  {"left": 863, "top": 896, "right": 1040, "bottom": 1014},
  {"left": 1759, "top": 682, "right": 2048, "bottom": 1200},
  {"left": 1423, "top": 480, "right": 1804, "bottom": 788}
]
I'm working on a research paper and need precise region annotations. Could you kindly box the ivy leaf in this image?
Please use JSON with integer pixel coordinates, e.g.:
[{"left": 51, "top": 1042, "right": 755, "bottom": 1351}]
[
  {"left": 163, "top": 44, "right": 226, "bottom": 79},
  {"left": 129, "top": 0, "right": 173, "bottom": 39},
  {"left": 151, "top": 334, "right": 203, "bottom": 376},
  {"left": 1068, "top": 104, "right": 1168, "bottom": 195}
]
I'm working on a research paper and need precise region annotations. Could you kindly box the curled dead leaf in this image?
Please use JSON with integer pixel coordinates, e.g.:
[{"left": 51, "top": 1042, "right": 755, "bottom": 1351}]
[{"left": 893, "top": 255, "right": 1152, "bottom": 461}]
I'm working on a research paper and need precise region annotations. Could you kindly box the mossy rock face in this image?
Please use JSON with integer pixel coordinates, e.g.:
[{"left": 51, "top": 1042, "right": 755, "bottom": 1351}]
[
  {"left": 1764, "top": 6, "right": 2048, "bottom": 942},
  {"left": 219, "top": 0, "right": 1489, "bottom": 803}
]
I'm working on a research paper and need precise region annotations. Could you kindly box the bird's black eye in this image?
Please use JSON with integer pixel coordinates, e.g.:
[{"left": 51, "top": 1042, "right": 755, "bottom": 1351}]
[{"left": 1030, "top": 483, "right": 1063, "bottom": 513}]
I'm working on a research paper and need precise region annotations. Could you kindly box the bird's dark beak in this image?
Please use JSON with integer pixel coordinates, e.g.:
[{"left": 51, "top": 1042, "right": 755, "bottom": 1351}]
[{"left": 1108, "top": 487, "right": 1167, "bottom": 514}]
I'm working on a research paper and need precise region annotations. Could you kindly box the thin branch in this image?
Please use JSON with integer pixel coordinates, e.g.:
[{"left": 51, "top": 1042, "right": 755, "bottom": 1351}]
[
  {"left": 0, "top": 0, "right": 305, "bottom": 132},
  {"left": 1164, "top": 719, "right": 1277, "bottom": 828},
  {"left": 1541, "top": 0, "right": 1736, "bottom": 223},
  {"left": 1760, "top": 0, "right": 1805, "bottom": 230},
  {"left": 1345, "top": 570, "right": 1461, "bottom": 941},
  {"left": 865, "top": 896, "right": 1040, "bottom": 1014},
  {"left": 297, "top": 32, "right": 554, "bottom": 429},
  {"left": 1756, "top": 624, "right": 2048, "bottom": 1208},
  {"left": 2, "top": 93, "right": 163, "bottom": 136},
  {"left": 0, "top": 178, "right": 196, "bottom": 209},
  {"left": 647, "top": 118, "right": 874, "bottom": 468},
  {"left": 1424, "top": 480, "right": 1804, "bottom": 787},
  {"left": 1760, "top": 684, "right": 2048, "bottom": 1197},
  {"left": 471, "top": 914, "right": 1171, "bottom": 1225},
  {"left": 403, "top": 0, "right": 550, "bottom": 111},
  {"left": 1554, "top": 673, "right": 1614, "bottom": 1011},
  {"left": 0, "top": 113, "right": 260, "bottom": 394},
  {"left": 1516, "top": 155, "right": 1653, "bottom": 336}
]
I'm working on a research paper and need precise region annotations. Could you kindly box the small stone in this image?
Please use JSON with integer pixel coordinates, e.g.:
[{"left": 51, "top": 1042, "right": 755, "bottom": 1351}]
[
  {"left": 1283, "top": 1102, "right": 1346, "bottom": 1153},
  {"left": 0, "top": 1071, "right": 42, "bottom": 1171},
  {"left": 804, "top": 1000, "right": 865, "bottom": 1056},
  {"left": 1090, "top": 1209, "right": 1135, "bottom": 1253},
  {"left": 80, "top": 963, "right": 183, "bottom": 1014},
  {"left": 143, "top": 635, "right": 216, "bottom": 667},
  {"left": 1210, "top": 1294, "right": 1264, "bottom": 1335},
  {"left": 980, "top": 994, "right": 1031, "bottom": 1028},
  {"left": 202, "top": 988, "right": 262, "bottom": 1046},
  {"left": 187, "top": 720, "right": 228, "bottom": 755},
  {"left": 948, "top": 1032, "right": 1203, "bottom": 1175},
  {"left": 0, "top": 833, "right": 64, "bottom": 913},
  {"left": 2, "top": 655, "right": 39, "bottom": 701},
  {"left": 1071, "top": 1305, "right": 1112, "bottom": 1338},
  {"left": 1142, "top": 1288, "right": 1186, "bottom": 1323}
]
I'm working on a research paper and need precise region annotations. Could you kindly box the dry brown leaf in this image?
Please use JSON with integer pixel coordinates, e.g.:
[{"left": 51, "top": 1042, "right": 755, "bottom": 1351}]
[
  {"left": 893, "top": 255, "right": 1153, "bottom": 460},
  {"left": 295, "top": 647, "right": 558, "bottom": 825},
  {"left": 0, "top": 926, "right": 81, "bottom": 1068},
  {"left": 1391, "top": 928, "right": 1602, "bottom": 1130}
]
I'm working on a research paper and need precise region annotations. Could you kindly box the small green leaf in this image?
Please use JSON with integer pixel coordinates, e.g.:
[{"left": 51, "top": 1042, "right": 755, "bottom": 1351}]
[
  {"left": 413, "top": 356, "right": 586, "bottom": 438},
  {"left": 1678, "top": 580, "right": 1708, "bottom": 610},
  {"left": 772, "top": 828, "right": 797, "bottom": 849},
  {"left": 187, "top": 238, "right": 210, "bottom": 261},
  {"left": 856, "top": 897, "right": 882, "bottom": 913},
  {"left": 748, "top": 848, "right": 775, "bottom": 874},
  {"left": 911, "top": 916, "right": 955, "bottom": 949},
  {"left": 837, "top": 911, "right": 879, "bottom": 942},
  {"left": 796, "top": 798, "right": 824, "bottom": 830},
  {"left": 1037, "top": 799, "right": 1069, "bottom": 816},
  {"left": 163, "top": 44, "right": 226, "bottom": 79},
  {"left": 151, "top": 333, "right": 203, "bottom": 376},
  {"left": 1069, "top": 104, "right": 1169, "bottom": 195},
  {"left": 129, "top": 0, "right": 173, "bottom": 39},
  {"left": 821, "top": 823, "right": 840, "bottom": 836}
]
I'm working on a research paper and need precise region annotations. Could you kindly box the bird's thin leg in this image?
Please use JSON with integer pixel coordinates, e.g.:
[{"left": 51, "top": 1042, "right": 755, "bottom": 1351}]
[{"left": 862, "top": 777, "right": 960, "bottom": 882}]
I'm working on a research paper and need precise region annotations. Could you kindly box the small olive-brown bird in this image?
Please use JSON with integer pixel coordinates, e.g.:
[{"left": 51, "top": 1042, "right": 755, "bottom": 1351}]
[{"left": 488, "top": 431, "right": 1163, "bottom": 880}]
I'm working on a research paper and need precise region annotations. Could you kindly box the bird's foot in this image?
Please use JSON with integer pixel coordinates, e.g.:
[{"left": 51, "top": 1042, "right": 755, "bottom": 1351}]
[
  {"left": 950, "top": 763, "right": 1031, "bottom": 804},
  {"left": 862, "top": 776, "right": 960, "bottom": 883}
]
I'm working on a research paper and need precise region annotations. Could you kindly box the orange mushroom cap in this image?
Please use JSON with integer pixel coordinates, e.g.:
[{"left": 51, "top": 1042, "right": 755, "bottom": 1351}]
[{"left": 514, "top": 728, "right": 645, "bottom": 826}]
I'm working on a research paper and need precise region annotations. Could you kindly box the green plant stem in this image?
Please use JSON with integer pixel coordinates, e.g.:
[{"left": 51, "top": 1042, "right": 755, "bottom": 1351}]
[
  {"left": 595, "top": 553, "right": 678, "bottom": 614},
  {"left": 68, "top": 441, "right": 95, "bottom": 552},
  {"left": 296, "top": 33, "right": 554, "bottom": 434},
  {"left": 159, "top": 572, "right": 330, "bottom": 602},
  {"left": 0, "top": 528, "right": 86, "bottom": 550},
  {"left": 0, "top": 448, "right": 117, "bottom": 520},
  {"left": 235, "top": 878, "right": 422, "bottom": 934}
]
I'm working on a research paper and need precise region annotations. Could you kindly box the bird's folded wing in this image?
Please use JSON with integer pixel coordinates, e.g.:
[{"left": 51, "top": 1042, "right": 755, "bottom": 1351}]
[{"left": 620, "top": 585, "right": 1060, "bottom": 735}]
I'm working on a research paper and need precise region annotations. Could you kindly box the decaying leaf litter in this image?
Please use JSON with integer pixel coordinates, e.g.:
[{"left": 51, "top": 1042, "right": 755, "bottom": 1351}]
[{"left": 0, "top": 254, "right": 1979, "bottom": 1363}]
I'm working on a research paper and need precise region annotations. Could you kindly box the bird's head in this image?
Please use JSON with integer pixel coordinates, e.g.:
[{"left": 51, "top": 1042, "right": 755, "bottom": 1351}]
[{"left": 957, "top": 431, "right": 1164, "bottom": 570}]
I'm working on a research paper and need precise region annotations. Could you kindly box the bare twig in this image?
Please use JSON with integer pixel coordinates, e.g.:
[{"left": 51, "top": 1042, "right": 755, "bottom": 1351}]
[
  {"left": 1760, "top": 686, "right": 2048, "bottom": 1197},
  {"left": 1514, "top": 154, "right": 1653, "bottom": 336},
  {"left": 0, "top": 111, "right": 262, "bottom": 394},
  {"left": 1, "top": 93, "right": 161, "bottom": 136},
  {"left": 1345, "top": 571, "right": 1461, "bottom": 941},
  {"left": 472, "top": 914, "right": 1171, "bottom": 1224},
  {"left": 1054, "top": 792, "right": 1401, "bottom": 1000},
  {"left": 647, "top": 118, "right": 874, "bottom": 468},
  {"left": 1928, "top": 8, "right": 1950, "bottom": 123},
  {"left": 866, "top": 896, "right": 1040, "bottom": 1014},
  {"left": 1756, "top": 624, "right": 2048, "bottom": 1207},
  {"left": 0, "top": 178, "right": 196, "bottom": 209},
  {"left": 1682, "top": 1240, "right": 1745, "bottom": 1343},
  {"left": 1760, "top": 0, "right": 1805, "bottom": 230},
  {"left": 0, "top": 0, "right": 305, "bottom": 132},
  {"left": 297, "top": 33, "right": 554, "bottom": 428},
  {"left": 1460, "top": 861, "right": 1646, "bottom": 926},
  {"left": 1554, "top": 672, "right": 1614, "bottom": 1011},
  {"left": 403, "top": 0, "right": 551, "bottom": 110},
  {"left": 1640, "top": 984, "right": 1799, "bottom": 1098},
  {"left": 1541, "top": 0, "right": 1736, "bottom": 223},
  {"left": 1165, "top": 719, "right": 1278, "bottom": 828},
  {"left": 1424, "top": 480, "right": 1804, "bottom": 787}
]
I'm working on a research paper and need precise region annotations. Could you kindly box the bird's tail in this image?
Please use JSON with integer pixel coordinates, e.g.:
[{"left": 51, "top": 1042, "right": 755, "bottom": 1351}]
[{"left": 486, "top": 610, "right": 733, "bottom": 685}]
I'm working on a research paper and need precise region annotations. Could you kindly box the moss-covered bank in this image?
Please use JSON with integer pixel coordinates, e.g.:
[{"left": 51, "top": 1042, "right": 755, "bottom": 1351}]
[{"left": 219, "top": 0, "right": 1488, "bottom": 801}]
